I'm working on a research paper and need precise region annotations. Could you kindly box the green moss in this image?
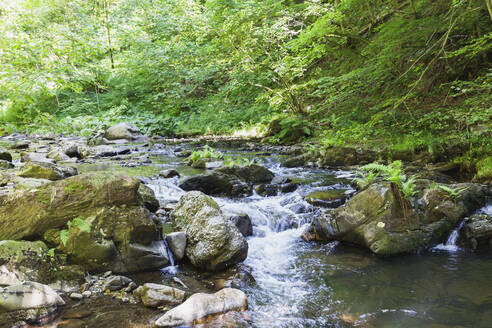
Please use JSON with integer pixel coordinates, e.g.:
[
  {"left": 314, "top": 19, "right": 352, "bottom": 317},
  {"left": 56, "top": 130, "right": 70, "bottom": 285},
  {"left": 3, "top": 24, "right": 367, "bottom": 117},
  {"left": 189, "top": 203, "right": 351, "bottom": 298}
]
[
  {"left": 63, "top": 181, "right": 85, "bottom": 194},
  {"left": 474, "top": 156, "right": 492, "bottom": 183}
]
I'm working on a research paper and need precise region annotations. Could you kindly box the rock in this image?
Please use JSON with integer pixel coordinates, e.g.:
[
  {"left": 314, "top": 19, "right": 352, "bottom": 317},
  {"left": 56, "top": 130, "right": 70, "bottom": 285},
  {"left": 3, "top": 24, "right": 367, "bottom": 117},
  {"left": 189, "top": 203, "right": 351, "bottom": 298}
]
[
  {"left": 13, "top": 177, "right": 50, "bottom": 189},
  {"left": 69, "top": 292, "right": 83, "bottom": 300},
  {"left": 17, "top": 162, "right": 77, "bottom": 181},
  {"left": 175, "top": 150, "right": 192, "bottom": 158},
  {"left": 21, "top": 152, "right": 56, "bottom": 164},
  {"left": 318, "top": 147, "right": 379, "bottom": 167},
  {"left": 281, "top": 155, "right": 307, "bottom": 168},
  {"left": 211, "top": 264, "right": 255, "bottom": 290},
  {"left": 138, "top": 183, "right": 159, "bottom": 212},
  {"left": 105, "top": 122, "right": 142, "bottom": 140},
  {"left": 160, "top": 169, "right": 180, "bottom": 179},
  {"left": 47, "top": 149, "right": 71, "bottom": 162},
  {"left": 304, "top": 190, "right": 348, "bottom": 208},
  {"left": 190, "top": 159, "right": 207, "bottom": 169},
  {"left": 280, "top": 183, "right": 298, "bottom": 193},
  {"left": 155, "top": 288, "right": 247, "bottom": 327},
  {"left": 0, "top": 173, "right": 166, "bottom": 273},
  {"left": 165, "top": 232, "right": 187, "bottom": 261},
  {"left": 10, "top": 141, "right": 29, "bottom": 150},
  {"left": 0, "top": 265, "right": 25, "bottom": 286},
  {"left": 0, "top": 149, "right": 12, "bottom": 162},
  {"left": 180, "top": 173, "right": 250, "bottom": 197},
  {"left": 82, "top": 291, "right": 92, "bottom": 298},
  {"left": 0, "top": 282, "right": 65, "bottom": 324},
  {"left": 102, "top": 275, "right": 133, "bottom": 291},
  {"left": 172, "top": 191, "right": 248, "bottom": 271},
  {"left": 133, "top": 283, "right": 185, "bottom": 307},
  {"left": 255, "top": 184, "right": 278, "bottom": 196},
  {"left": 124, "top": 282, "right": 137, "bottom": 293},
  {"left": 228, "top": 214, "right": 253, "bottom": 237},
  {"left": 463, "top": 214, "right": 492, "bottom": 249},
  {"left": 179, "top": 165, "right": 274, "bottom": 197},
  {"left": 215, "top": 165, "right": 274, "bottom": 184},
  {"left": 0, "top": 240, "right": 48, "bottom": 283},
  {"left": 0, "top": 160, "right": 14, "bottom": 169},
  {"left": 90, "top": 145, "right": 132, "bottom": 157},
  {"left": 304, "top": 181, "right": 491, "bottom": 255},
  {"left": 64, "top": 145, "right": 81, "bottom": 159}
]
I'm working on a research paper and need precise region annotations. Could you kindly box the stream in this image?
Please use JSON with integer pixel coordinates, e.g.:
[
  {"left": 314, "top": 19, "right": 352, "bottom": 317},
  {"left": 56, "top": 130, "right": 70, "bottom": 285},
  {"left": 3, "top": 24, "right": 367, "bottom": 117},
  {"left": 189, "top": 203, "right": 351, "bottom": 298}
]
[{"left": 71, "top": 142, "right": 492, "bottom": 327}]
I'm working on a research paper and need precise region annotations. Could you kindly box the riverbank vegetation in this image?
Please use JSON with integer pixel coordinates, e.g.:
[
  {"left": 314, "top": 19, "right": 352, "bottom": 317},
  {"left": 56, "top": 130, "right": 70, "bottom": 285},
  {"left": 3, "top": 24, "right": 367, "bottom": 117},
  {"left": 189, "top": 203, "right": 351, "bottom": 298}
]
[{"left": 1, "top": 0, "right": 491, "bottom": 156}]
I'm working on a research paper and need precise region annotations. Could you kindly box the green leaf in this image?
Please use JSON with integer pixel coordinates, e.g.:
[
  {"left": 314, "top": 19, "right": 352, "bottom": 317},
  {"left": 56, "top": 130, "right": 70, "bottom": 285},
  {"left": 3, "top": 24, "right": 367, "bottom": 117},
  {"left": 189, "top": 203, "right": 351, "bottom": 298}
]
[{"left": 60, "top": 229, "right": 69, "bottom": 247}]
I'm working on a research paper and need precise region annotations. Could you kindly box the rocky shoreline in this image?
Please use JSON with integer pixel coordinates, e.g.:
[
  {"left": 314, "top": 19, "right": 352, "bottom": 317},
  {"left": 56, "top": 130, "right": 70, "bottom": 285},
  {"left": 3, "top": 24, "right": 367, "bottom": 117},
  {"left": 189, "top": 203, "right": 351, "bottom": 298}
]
[{"left": 0, "top": 123, "right": 490, "bottom": 327}]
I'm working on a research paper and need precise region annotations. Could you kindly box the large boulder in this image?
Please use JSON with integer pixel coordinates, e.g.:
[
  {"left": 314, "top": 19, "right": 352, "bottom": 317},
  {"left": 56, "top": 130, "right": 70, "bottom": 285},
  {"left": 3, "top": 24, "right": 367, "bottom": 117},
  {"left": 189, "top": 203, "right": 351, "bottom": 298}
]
[
  {"left": 0, "top": 281, "right": 65, "bottom": 325},
  {"left": 17, "top": 162, "right": 77, "bottom": 181},
  {"left": 303, "top": 181, "right": 491, "bottom": 255},
  {"left": 179, "top": 165, "right": 274, "bottom": 197},
  {"left": 0, "top": 173, "right": 165, "bottom": 273},
  {"left": 172, "top": 191, "right": 248, "bottom": 271},
  {"left": 133, "top": 283, "right": 186, "bottom": 308},
  {"left": 104, "top": 122, "right": 143, "bottom": 140},
  {"left": 155, "top": 288, "right": 247, "bottom": 327}
]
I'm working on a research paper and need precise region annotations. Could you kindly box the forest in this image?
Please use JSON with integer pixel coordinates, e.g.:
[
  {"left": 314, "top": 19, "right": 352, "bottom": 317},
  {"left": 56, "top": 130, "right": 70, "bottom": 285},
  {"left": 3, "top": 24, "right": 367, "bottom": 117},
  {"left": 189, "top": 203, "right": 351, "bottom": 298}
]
[
  {"left": 1, "top": 0, "right": 490, "bottom": 146},
  {"left": 0, "top": 1, "right": 491, "bottom": 327}
]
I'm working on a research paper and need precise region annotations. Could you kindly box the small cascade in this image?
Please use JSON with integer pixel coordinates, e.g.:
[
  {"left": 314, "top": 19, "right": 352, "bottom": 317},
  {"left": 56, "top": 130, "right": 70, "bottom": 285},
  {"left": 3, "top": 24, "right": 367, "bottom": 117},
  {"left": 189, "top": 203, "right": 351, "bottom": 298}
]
[
  {"left": 153, "top": 239, "right": 178, "bottom": 275},
  {"left": 433, "top": 221, "right": 465, "bottom": 252}
]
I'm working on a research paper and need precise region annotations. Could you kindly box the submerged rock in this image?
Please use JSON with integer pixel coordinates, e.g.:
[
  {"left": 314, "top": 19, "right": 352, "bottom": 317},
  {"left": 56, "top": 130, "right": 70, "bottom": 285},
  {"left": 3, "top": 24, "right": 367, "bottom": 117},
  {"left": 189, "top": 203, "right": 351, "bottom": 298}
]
[
  {"left": 303, "top": 181, "right": 491, "bottom": 255},
  {"left": 133, "top": 283, "right": 186, "bottom": 307},
  {"left": 17, "top": 162, "right": 77, "bottom": 181},
  {"left": 0, "top": 173, "right": 165, "bottom": 273},
  {"left": 172, "top": 191, "right": 248, "bottom": 271},
  {"left": 154, "top": 288, "right": 247, "bottom": 327},
  {"left": 105, "top": 122, "right": 143, "bottom": 140}
]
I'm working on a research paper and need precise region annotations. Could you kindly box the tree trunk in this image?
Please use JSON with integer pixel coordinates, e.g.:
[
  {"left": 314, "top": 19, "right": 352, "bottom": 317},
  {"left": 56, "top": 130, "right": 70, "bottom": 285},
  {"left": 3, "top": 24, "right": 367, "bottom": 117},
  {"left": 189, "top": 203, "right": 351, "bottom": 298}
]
[{"left": 486, "top": 0, "right": 492, "bottom": 21}]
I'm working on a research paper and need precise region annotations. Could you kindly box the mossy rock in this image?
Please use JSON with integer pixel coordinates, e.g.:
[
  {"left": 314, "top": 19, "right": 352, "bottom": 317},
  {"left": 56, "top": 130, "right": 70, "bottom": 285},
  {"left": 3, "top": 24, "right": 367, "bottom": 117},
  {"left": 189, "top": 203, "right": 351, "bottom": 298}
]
[
  {"left": 17, "top": 162, "right": 77, "bottom": 181},
  {"left": 0, "top": 240, "right": 48, "bottom": 266},
  {"left": 474, "top": 156, "right": 492, "bottom": 184},
  {"left": 304, "top": 190, "right": 348, "bottom": 208}
]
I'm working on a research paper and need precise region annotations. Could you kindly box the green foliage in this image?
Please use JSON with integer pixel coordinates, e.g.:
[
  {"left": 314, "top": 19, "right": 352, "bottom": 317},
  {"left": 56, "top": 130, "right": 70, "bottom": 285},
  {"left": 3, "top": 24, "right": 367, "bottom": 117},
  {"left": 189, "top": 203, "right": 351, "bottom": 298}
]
[
  {"left": 60, "top": 229, "right": 69, "bottom": 247},
  {"left": 354, "top": 171, "right": 379, "bottom": 188},
  {"left": 359, "top": 161, "right": 418, "bottom": 199},
  {"left": 438, "top": 185, "right": 467, "bottom": 198},
  {"left": 59, "top": 218, "right": 91, "bottom": 247},
  {"left": 223, "top": 156, "right": 255, "bottom": 168},
  {"left": 0, "top": 0, "right": 490, "bottom": 150},
  {"left": 190, "top": 145, "right": 222, "bottom": 162}
]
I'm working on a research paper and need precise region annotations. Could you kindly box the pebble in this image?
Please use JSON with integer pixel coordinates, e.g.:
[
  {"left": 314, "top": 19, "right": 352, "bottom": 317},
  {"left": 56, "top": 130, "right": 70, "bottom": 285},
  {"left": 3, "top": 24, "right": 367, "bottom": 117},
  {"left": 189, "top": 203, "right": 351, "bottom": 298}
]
[
  {"left": 69, "top": 292, "right": 83, "bottom": 300},
  {"left": 82, "top": 291, "right": 92, "bottom": 298}
]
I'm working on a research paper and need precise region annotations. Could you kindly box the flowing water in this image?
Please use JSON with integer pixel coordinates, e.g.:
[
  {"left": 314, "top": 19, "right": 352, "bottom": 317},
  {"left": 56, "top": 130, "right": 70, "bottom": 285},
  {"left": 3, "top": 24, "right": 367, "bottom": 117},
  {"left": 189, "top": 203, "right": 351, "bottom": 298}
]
[{"left": 78, "top": 143, "right": 492, "bottom": 328}]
